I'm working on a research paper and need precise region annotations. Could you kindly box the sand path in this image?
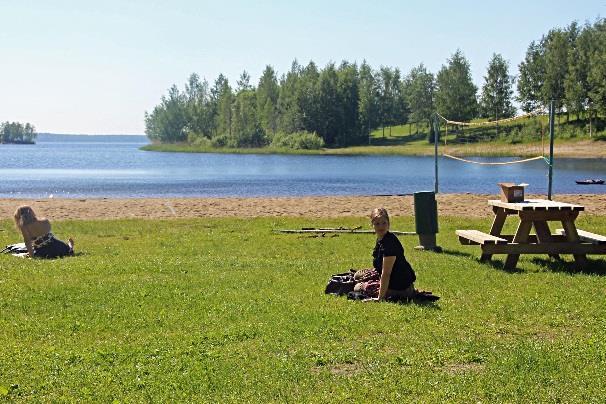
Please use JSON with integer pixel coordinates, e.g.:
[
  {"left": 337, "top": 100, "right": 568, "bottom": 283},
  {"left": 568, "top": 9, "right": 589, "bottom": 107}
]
[{"left": 1, "top": 194, "right": 604, "bottom": 221}]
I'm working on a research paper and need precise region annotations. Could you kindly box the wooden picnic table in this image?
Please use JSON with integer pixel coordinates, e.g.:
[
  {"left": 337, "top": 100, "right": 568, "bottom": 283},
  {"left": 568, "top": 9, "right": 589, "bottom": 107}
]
[{"left": 456, "top": 199, "right": 606, "bottom": 270}]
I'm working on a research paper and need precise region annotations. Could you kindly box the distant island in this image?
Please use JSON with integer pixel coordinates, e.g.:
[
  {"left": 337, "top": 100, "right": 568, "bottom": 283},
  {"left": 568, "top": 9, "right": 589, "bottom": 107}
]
[
  {"left": 1, "top": 121, "right": 37, "bottom": 144},
  {"left": 37, "top": 133, "right": 146, "bottom": 137}
]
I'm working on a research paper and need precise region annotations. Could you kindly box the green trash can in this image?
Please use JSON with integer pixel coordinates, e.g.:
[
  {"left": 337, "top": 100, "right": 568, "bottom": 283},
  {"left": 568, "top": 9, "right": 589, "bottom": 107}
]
[{"left": 413, "top": 191, "right": 441, "bottom": 251}]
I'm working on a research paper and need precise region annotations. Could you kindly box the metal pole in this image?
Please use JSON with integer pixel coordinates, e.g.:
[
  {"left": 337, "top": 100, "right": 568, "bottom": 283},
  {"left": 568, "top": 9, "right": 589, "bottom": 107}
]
[
  {"left": 434, "top": 115, "right": 439, "bottom": 194},
  {"left": 548, "top": 100, "right": 555, "bottom": 200},
  {"left": 495, "top": 106, "right": 498, "bottom": 138}
]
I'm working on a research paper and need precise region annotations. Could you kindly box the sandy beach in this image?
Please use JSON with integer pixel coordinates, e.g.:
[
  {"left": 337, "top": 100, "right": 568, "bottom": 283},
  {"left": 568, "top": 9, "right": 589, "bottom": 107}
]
[{"left": 1, "top": 194, "right": 605, "bottom": 221}]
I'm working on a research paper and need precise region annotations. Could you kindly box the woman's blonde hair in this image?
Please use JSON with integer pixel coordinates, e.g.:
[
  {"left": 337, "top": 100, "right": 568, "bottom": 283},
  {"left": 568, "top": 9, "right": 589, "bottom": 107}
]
[
  {"left": 14, "top": 205, "right": 38, "bottom": 230},
  {"left": 370, "top": 207, "right": 389, "bottom": 224}
]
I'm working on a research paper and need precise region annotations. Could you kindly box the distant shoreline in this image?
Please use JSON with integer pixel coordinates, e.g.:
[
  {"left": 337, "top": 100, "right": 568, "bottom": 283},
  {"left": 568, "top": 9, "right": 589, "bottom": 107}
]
[
  {"left": 142, "top": 139, "right": 606, "bottom": 159},
  {"left": 0, "top": 140, "right": 35, "bottom": 145},
  {"left": 38, "top": 133, "right": 146, "bottom": 137}
]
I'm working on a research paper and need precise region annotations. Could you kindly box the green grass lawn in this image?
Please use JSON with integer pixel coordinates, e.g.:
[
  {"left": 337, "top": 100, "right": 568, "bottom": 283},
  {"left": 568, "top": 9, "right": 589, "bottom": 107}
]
[{"left": 1, "top": 216, "right": 606, "bottom": 402}]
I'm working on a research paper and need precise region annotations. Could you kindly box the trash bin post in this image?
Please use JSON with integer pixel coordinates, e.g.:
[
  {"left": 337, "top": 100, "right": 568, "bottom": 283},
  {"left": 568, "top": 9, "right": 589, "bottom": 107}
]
[{"left": 413, "top": 191, "right": 442, "bottom": 252}]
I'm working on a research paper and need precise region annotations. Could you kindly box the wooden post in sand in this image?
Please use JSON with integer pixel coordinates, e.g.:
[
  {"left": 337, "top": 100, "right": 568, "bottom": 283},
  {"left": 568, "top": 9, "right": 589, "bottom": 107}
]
[
  {"left": 433, "top": 115, "right": 440, "bottom": 194},
  {"left": 548, "top": 100, "right": 555, "bottom": 201}
]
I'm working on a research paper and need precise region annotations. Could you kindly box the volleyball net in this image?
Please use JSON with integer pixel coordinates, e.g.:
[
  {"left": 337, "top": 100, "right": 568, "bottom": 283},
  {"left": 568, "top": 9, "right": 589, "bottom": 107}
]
[{"left": 436, "top": 110, "right": 549, "bottom": 166}]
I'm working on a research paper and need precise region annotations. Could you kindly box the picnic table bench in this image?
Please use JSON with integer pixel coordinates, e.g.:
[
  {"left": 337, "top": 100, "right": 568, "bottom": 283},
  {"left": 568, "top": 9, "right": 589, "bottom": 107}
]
[{"left": 456, "top": 199, "right": 606, "bottom": 270}]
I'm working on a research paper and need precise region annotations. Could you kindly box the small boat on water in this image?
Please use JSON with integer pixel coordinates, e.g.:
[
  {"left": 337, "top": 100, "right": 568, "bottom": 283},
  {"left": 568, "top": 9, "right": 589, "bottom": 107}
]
[{"left": 575, "top": 179, "right": 605, "bottom": 185}]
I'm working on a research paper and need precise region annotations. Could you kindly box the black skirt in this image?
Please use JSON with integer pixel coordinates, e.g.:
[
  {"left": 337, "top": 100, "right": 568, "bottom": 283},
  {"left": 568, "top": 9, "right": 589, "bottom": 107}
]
[{"left": 33, "top": 238, "right": 73, "bottom": 258}]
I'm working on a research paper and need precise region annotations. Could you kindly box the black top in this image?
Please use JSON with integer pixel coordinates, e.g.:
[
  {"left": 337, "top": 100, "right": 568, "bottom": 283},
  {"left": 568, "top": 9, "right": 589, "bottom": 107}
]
[{"left": 373, "top": 232, "right": 416, "bottom": 290}]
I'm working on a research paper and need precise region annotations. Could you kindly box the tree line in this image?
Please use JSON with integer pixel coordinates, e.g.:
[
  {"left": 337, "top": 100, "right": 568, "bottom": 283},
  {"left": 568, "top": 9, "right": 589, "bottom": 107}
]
[
  {"left": 518, "top": 19, "right": 606, "bottom": 124},
  {"left": 145, "top": 17, "right": 606, "bottom": 148},
  {"left": 0, "top": 121, "right": 37, "bottom": 144}
]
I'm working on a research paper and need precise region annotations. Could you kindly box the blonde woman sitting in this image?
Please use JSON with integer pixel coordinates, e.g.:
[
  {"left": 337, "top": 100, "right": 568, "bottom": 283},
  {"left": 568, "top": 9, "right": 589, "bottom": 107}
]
[
  {"left": 356, "top": 208, "right": 417, "bottom": 301},
  {"left": 14, "top": 205, "right": 74, "bottom": 258}
]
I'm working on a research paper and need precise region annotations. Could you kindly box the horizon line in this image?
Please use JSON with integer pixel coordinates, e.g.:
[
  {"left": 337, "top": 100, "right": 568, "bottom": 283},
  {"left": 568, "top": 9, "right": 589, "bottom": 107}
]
[{"left": 39, "top": 132, "right": 146, "bottom": 136}]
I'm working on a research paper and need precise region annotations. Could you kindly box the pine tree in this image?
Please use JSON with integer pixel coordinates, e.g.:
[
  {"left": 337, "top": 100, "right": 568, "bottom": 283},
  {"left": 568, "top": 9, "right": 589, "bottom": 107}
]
[
  {"left": 215, "top": 75, "right": 234, "bottom": 138},
  {"left": 236, "top": 71, "right": 253, "bottom": 92},
  {"left": 144, "top": 84, "right": 188, "bottom": 143},
  {"left": 336, "top": 61, "right": 361, "bottom": 145},
  {"left": 184, "top": 73, "right": 213, "bottom": 139},
  {"left": 277, "top": 60, "right": 302, "bottom": 133},
  {"left": 358, "top": 61, "right": 380, "bottom": 140},
  {"left": 542, "top": 29, "right": 569, "bottom": 111},
  {"left": 564, "top": 24, "right": 592, "bottom": 118},
  {"left": 391, "top": 68, "right": 409, "bottom": 130},
  {"left": 479, "top": 53, "right": 516, "bottom": 120},
  {"left": 378, "top": 66, "right": 394, "bottom": 136},
  {"left": 435, "top": 49, "right": 478, "bottom": 122},
  {"left": 405, "top": 63, "right": 435, "bottom": 136},
  {"left": 316, "top": 63, "right": 340, "bottom": 145},
  {"left": 297, "top": 61, "right": 321, "bottom": 135},
  {"left": 232, "top": 89, "right": 264, "bottom": 147},
  {"left": 256, "top": 65, "right": 279, "bottom": 137},
  {"left": 517, "top": 41, "right": 546, "bottom": 112},
  {"left": 588, "top": 20, "right": 606, "bottom": 117}
]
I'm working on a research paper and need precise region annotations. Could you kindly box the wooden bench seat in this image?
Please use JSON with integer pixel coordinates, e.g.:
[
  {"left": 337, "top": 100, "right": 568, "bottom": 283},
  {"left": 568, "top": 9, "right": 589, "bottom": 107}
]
[
  {"left": 480, "top": 242, "right": 606, "bottom": 255},
  {"left": 555, "top": 229, "right": 606, "bottom": 244},
  {"left": 456, "top": 230, "right": 508, "bottom": 245}
]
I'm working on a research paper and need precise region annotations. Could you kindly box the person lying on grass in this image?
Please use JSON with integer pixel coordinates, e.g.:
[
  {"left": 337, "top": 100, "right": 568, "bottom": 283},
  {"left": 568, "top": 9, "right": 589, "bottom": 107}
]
[
  {"left": 14, "top": 205, "right": 74, "bottom": 258},
  {"left": 355, "top": 208, "right": 416, "bottom": 301}
]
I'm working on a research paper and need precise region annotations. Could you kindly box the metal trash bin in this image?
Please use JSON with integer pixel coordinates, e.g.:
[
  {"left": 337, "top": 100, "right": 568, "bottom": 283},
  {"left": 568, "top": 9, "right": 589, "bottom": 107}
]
[{"left": 413, "top": 191, "right": 441, "bottom": 252}]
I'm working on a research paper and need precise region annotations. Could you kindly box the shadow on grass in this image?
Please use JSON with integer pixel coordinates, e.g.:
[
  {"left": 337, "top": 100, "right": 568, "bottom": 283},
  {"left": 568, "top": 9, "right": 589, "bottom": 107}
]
[
  {"left": 402, "top": 299, "right": 441, "bottom": 309},
  {"left": 473, "top": 256, "right": 606, "bottom": 275},
  {"left": 438, "top": 248, "right": 476, "bottom": 259},
  {"left": 530, "top": 256, "right": 606, "bottom": 275},
  {"left": 376, "top": 298, "right": 441, "bottom": 309},
  {"left": 37, "top": 252, "right": 84, "bottom": 260},
  {"left": 480, "top": 259, "right": 525, "bottom": 274},
  {"left": 330, "top": 294, "right": 441, "bottom": 308},
  {"left": 417, "top": 247, "right": 606, "bottom": 276},
  {"left": 438, "top": 248, "right": 525, "bottom": 273}
]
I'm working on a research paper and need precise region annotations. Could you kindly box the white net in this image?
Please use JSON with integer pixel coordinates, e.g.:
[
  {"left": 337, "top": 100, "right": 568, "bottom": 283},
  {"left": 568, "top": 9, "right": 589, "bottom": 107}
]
[{"left": 437, "top": 110, "right": 548, "bottom": 166}]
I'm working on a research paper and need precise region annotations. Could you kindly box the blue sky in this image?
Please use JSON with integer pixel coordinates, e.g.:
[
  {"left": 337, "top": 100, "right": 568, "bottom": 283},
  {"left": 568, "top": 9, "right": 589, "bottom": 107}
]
[{"left": 1, "top": 0, "right": 604, "bottom": 134}]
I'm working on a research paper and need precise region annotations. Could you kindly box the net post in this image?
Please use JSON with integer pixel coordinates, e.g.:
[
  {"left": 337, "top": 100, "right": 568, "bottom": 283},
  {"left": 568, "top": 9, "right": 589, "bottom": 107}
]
[
  {"left": 433, "top": 114, "right": 440, "bottom": 194},
  {"left": 548, "top": 100, "right": 555, "bottom": 200}
]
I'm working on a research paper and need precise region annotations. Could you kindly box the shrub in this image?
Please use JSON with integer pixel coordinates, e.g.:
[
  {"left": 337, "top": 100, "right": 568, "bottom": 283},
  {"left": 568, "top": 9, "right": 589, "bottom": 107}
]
[
  {"left": 211, "top": 135, "right": 229, "bottom": 148},
  {"left": 187, "top": 132, "right": 212, "bottom": 147},
  {"left": 209, "top": 130, "right": 269, "bottom": 148},
  {"left": 509, "top": 135, "right": 522, "bottom": 144},
  {"left": 269, "top": 133, "right": 288, "bottom": 148},
  {"left": 270, "top": 132, "right": 325, "bottom": 150},
  {"left": 233, "top": 129, "right": 268, "bottom": 148},
  {"left": 508, "top": 127, "right": 520, "bottom": 138},
  {"left": 519, "top": 119, "right": 543, "bottom": 140}
]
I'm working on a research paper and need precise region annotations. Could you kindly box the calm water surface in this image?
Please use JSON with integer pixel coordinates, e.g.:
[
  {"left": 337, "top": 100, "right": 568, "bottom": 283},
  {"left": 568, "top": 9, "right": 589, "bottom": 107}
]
[{"left": 0, "top": 134, "right": 604, "bottom": 198}]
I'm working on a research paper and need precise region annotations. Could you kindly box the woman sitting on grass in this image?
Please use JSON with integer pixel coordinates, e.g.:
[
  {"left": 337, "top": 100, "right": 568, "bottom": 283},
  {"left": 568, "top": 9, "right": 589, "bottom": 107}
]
[
  {"left": 356, "top": 208, "right": 417, "bottom": 301},
  {"left": 14, "top": 205, "right": 74, "bottom": 258}
]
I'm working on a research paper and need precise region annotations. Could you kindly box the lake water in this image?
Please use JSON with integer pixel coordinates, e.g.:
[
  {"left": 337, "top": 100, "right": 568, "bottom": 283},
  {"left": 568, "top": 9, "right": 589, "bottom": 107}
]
[{"left": 0, "top": 134, "right": 604, "bottom": 198}]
